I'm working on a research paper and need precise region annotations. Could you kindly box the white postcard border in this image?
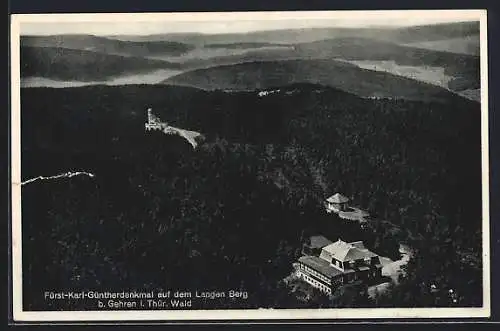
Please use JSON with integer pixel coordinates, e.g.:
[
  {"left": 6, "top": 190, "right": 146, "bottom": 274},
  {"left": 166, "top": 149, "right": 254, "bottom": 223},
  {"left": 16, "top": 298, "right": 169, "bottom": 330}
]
[{"left": 10, "top": 10, "right": 491, "bottom": 321}]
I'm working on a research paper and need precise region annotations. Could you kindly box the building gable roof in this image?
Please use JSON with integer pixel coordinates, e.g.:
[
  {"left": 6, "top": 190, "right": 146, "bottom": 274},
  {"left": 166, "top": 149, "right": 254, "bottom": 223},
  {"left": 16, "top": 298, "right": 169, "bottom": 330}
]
[
  {"left": 322, "top": 239, "right": 378, "bottom": 262},
  {"left": 326, "top": 193, "right": 349, "bottom": 203}
]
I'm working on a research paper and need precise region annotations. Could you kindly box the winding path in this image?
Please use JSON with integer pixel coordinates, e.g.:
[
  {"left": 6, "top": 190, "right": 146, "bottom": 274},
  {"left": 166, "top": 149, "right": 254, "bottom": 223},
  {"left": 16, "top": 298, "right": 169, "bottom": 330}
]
[{"left": 21, "top": 171, "right": 95, "bottom": 186}]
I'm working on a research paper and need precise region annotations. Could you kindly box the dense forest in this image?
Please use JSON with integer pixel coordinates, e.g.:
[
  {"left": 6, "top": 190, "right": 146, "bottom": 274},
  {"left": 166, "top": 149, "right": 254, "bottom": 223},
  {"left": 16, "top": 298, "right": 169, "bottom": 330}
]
[{"left": 20, "top": 83, "right": 482, "bottom": 310}]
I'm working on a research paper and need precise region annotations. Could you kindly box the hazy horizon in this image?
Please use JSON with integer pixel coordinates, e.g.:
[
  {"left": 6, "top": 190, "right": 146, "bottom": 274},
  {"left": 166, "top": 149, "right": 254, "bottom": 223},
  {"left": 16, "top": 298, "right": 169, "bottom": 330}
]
[{"left": 17, "top": 11, "right": 482, "bottom": 36}]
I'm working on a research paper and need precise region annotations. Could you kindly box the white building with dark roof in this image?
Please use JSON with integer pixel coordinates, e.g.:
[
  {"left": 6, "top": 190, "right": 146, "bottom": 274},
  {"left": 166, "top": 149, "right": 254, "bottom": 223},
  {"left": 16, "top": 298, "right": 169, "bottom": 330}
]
[
  {"left": 325, "top": 193, "right": 371, "bottom": 226},
  {"left": 326, "top": 193, "right": 350, "bottom": 212},
  {"left": 294, "top": 238, "right": 383, "bottom": 295}
]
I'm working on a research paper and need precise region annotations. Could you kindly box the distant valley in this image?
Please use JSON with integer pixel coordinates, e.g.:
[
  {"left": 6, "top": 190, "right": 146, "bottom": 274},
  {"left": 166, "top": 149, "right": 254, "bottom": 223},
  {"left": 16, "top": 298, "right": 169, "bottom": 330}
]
[
  {"left": 21, "top": 69, "right": 183, "bottom": 88},
  {"left": 332, "top": 59, "right": 480, "bottom": 102},
  {"left": 146, "top": 45, "right": 295, "bottom": 63}
]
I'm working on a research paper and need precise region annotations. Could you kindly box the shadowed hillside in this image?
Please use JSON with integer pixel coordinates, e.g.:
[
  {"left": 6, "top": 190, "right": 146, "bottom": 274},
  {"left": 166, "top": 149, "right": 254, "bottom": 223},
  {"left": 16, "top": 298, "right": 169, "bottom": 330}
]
[{"left": 162, "top": 59, "right": 464, "bottom": 102}]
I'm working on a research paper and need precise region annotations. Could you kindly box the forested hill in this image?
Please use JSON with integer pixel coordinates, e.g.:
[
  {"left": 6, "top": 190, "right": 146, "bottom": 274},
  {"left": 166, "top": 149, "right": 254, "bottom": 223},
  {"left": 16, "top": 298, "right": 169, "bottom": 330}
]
[
  {"left": 21, "top": 84, "right": 482, "bottom": 309},
  {"left": 21, "top": 34, "right": 194, "bottom": 57},
  {"left": 21, "top": 46, "right": 180, "bottom": 81},
  {"left": 162, "top": 60, "right": 468, "bottom": 102}
]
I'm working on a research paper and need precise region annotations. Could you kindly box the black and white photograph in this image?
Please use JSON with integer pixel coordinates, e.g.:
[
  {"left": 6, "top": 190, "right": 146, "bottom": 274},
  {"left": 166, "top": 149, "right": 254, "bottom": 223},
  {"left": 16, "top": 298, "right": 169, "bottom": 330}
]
[{"left": 10, "top": 10, "right": 490, "bottom": 321}]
